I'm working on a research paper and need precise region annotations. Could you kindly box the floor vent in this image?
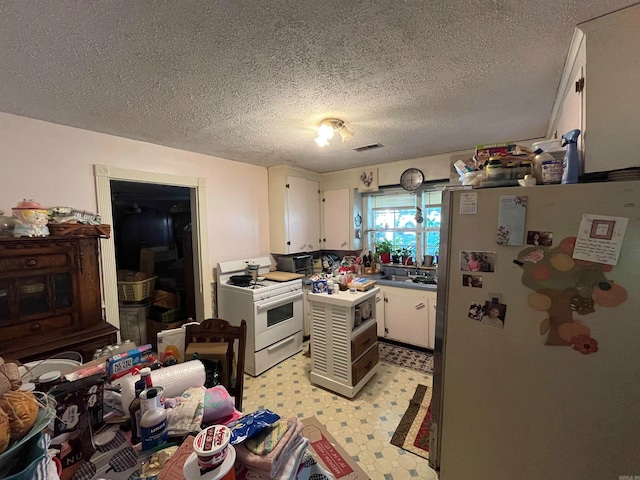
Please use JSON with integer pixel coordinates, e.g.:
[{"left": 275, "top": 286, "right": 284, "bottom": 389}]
[{"left": 354, "top": 143, "right": 384, "bottom": 152}]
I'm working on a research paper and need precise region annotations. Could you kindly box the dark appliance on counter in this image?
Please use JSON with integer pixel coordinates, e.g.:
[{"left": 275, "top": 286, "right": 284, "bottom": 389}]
[{"left": 276, "top": 254, "right": 313, "bottom": 276}]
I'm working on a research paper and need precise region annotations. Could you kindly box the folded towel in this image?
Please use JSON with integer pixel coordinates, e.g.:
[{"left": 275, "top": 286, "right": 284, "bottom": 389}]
[
  {"left": 236, "top": 417, "right": 305, "bottom": 477},
  {"left": 246, "top": 420, "right": 290, "bottom": 455},
  {"left": 239, "top": 437, "right": 308, "bottom": 480}
]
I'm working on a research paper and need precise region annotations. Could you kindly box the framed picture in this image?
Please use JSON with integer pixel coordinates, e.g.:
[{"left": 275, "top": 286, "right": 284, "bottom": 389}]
[{"left": 357, "top": 168, "right": 379, "bottom": 193}]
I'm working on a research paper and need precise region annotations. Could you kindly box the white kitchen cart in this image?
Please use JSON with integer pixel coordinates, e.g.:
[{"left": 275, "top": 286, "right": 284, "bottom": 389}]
[{"left": 309, "top": 287, "right": 379, "bottom": 398}]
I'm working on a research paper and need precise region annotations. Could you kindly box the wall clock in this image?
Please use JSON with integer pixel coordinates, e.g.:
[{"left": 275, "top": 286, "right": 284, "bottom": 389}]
[{"left": 400, "top": 168, "right": 424, "bottom": 191}]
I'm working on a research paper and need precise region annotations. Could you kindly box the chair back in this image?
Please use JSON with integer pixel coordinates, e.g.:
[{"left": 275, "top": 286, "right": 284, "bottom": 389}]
[{"left": 185, "top": 318, "right": 246, "bottom": 411}]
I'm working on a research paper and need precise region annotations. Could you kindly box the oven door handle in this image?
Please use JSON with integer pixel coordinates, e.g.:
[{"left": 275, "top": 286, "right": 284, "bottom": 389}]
[
  {"left": 256, "top": 293, "right": 302, "bottom": 312},
  {"left": 267, "top": 335, "right": 295, "bottom": 353}
]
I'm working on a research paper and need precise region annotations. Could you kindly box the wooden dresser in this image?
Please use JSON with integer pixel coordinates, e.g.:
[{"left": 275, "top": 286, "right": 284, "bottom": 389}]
[
  {"left": 0, "top": 236, "right": 118, "bottom": 362},
  {"left": 309, "top": 287, "right": 379, "bottom": 398}
]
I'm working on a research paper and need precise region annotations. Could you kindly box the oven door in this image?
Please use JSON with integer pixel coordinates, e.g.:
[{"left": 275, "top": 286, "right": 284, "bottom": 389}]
[{"left": 253, "top": 291, "right": 303, "bottom": 351}]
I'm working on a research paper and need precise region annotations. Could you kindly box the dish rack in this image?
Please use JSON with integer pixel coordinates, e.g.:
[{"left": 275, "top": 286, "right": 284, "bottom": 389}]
[{"left": 117, "top": 276, "right": 157, "bottom": 302}]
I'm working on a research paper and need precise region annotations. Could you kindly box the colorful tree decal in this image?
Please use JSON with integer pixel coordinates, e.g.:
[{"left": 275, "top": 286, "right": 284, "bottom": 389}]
[{"left": 517, "top": 236, "right": 628, "bottom": 354}]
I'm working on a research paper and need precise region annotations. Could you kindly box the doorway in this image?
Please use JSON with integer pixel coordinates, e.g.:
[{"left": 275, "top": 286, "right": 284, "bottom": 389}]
[
  {"left": 110, "top": 180, "right": 196, "bottom": 321},
  {"left": 94, "top": 165, "right": 212, "bottom": 336}
]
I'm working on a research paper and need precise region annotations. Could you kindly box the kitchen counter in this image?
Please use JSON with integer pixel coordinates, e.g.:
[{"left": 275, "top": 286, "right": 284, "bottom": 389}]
[{"left": 369, "top": 273, "right": 438, "bottom": 292}]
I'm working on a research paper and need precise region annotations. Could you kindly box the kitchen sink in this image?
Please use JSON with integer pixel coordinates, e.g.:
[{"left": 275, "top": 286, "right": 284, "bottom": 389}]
[{"left": 379, "top": 274, "right": 437, "bottom": 285}]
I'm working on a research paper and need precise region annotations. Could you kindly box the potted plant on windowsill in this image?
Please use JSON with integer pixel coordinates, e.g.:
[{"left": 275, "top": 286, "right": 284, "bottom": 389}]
[
  {"left": 399, "top": 246, "right": 414, "bottom": 265},
  {"left": 375, "top": 239, "right": 393, "bottom": 264}
]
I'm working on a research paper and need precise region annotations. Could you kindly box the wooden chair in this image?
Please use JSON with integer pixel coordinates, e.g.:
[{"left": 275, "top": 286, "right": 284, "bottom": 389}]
[{"left": 185, "top": 318, "right": 247, "bottom": 411}]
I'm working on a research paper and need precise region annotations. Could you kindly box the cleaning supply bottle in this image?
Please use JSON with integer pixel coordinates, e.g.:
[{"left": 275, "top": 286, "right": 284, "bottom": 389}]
[{"left": 561, "top": 129, "right": 581, "bottom": 184}]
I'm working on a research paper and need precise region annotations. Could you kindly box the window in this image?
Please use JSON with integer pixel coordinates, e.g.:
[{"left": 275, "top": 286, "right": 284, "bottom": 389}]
[{"left": 365, "top": 185, "right": 443, "bottom": 262}]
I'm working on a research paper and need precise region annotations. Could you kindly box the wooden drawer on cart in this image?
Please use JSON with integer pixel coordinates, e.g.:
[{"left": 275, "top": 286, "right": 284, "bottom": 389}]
[
  {"left": 351, "top": 322, "right": 377, "bottom": 360},
  {"left": 1, "top": 314, "right": 73, "bottom": 342},
  {"left": 352, "top": 344, "right": 378, "bottom": 386},
  {"left": 0, "top": 253, "right": 69, "bottom": 273}
]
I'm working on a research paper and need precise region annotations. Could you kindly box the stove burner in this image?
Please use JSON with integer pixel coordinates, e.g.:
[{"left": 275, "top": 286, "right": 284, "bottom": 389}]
[{"left": 227, "top": 277, "right": 267, "bottom": 289}]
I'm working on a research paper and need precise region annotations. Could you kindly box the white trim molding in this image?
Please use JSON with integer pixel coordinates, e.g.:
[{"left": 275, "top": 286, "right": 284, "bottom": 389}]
[{"left": 94, "top": 165, "right": 211, "bottom": 337}]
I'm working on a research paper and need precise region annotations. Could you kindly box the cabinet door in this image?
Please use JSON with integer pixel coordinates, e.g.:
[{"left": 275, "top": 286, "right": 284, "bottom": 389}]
[
  {"left": 287, "top": 177, "right": 320, "bottom": 253},
  {"left": 376, "top": 290, "right": 385, "bottom": 337},
  {"left": 323, "top": 189, "right": 350, "bottom": 250},
  {"left": 305, "top": 180, "right": 320, "bottom": 251},
  {"left": 383, "top": 287, "right": 429, "bottom": 348},
  {"left": 427, "top": 294, "right": 437, "bottom": 350}
]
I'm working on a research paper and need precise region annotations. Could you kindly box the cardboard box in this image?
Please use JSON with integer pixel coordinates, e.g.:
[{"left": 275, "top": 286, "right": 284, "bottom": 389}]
[
  {"left": 302, "top": 416, "right": 370, "bottom": 480},
  {"left": 185, "top": 341, "right": 230, "bottom": 387}
]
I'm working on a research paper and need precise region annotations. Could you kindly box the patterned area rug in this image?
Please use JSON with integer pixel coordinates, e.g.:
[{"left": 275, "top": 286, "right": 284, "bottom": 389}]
[
  {"left": 378, "top": 342, "right": 434, "bottom": 375},
  {"left": 390, "top": 384, "right": 432, "bottom": 460}
]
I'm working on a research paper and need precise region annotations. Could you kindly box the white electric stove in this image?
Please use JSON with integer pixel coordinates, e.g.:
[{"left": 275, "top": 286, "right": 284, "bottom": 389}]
[{"left": 217, "top": 257, "right": 303, "bottom": 376}]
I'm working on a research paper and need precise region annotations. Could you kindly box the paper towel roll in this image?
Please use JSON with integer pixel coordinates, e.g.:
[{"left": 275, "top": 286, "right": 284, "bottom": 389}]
[{"left": 117, "top": 360, "right": 206, "bottom": 413}]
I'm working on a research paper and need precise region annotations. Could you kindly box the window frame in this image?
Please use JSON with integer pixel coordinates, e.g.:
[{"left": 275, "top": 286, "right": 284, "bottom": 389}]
[{"left": 364, "top": 182, "right": 446, "bottom": 263}]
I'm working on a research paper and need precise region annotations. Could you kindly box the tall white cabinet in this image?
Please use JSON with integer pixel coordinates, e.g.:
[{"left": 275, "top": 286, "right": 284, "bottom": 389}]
[
  {"left": 321, "top": 188, "right": 363, "bottom": 251},
  {"left": 268, "top": 166, "right": 321, "bottom": 254}
]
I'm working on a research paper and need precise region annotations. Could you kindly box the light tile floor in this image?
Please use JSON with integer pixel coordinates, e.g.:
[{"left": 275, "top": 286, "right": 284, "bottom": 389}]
[{"left": 242, "top": 343, "right": 438, "bottom": 480}]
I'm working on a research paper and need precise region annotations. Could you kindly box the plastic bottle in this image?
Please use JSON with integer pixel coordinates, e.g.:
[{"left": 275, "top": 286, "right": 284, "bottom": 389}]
[
  {"left": 535, "top": 151, "right": 562, "bottom": 184},
  {"left": 140, "top": 388, "right": 168, "bottom": 451},
  {"left": 561, "top": 129, "right": 581, "bottom": 184}
]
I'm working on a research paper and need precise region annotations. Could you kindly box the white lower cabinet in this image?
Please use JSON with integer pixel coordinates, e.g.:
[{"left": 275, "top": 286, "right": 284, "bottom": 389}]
[
  {"left": 379, "top": 286, "right": 436, "bottom": 349},
  {"left": 309, "top": 288, "right": 379, "bottom": 398}
]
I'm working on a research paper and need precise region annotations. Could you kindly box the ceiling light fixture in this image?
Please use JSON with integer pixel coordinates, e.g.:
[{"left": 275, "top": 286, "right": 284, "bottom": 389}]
[{"left": 314, "top": 118, "right": 354, "bottom": 147}]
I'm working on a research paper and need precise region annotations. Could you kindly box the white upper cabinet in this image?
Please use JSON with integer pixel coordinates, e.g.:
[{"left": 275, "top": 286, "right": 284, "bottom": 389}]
[
  {"left": 269, "top": 166, "right": 321, "bottom": 254},
  {"left": 549, "top": 5, "right": 640, "bottom": 174},
  {"left": 287, "top": 176, "right": 320, "bottom": 253},
  {"left": 321, "top": 188, "right": 362, "bottom": 251}
]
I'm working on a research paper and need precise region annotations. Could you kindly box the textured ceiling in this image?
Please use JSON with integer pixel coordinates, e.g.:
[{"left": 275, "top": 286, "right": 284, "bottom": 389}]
[{"left": 0, "top": 1, "right": 636, "bottom": 173}]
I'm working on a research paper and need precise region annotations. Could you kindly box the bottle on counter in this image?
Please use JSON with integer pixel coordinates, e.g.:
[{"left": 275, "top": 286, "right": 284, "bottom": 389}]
[
  {"left": 130, "top": 367, "right": 153, "bottom": 445},
  {"left": 140, "top": 388, "right": 168, "bottom": 451}
]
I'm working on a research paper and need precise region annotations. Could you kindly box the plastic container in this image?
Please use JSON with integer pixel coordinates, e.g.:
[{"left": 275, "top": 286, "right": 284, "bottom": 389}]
[
  {"left": 185, "top": 425, "right": 235, "bottom": 480},
  {"left": 118, "top": 301, "right": 149, "bottom": 345},
  {"left": 140, "top": 397, "right": 168, "bottom": 451},
  {"left": 460, "top": 171, "right": 486, "bottom": 186},
  {"left": 532, "top": 139, "right": 562, "bottom": 153},
  {"left": 485, "top": 159, "right": 506, "bottom": 181},
  {"left": 535, "top": 152, "right": 563, "bottom": 184}
]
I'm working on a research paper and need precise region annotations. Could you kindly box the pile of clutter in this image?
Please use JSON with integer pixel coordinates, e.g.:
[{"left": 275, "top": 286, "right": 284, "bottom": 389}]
[
  {"left": 454, "top": 130, "right": 581, "bottom": 188},
  {"left": 0, "top": 199, "right": 103, "bottom": 238}
]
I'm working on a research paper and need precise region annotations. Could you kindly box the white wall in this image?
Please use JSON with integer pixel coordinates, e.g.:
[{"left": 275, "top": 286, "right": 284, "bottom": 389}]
[{"left": 0, "top": 112, "right": 271, "bottom": 270}]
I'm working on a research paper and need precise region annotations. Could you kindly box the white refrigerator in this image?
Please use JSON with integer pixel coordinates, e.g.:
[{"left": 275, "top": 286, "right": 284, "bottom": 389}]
[{"left": 429, "top": 181, "right": 640, "bottom": 479}]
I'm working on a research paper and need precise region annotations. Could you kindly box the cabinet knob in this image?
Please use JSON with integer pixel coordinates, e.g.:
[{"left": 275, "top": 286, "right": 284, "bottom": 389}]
[
  {"left": 365, "top": 360, "right": 373, "bottom": 370},
  {"left": 416, "top": 302, "right": 425, "bottom": 310},
  {"left": 363, "top": 338, "right": 371, "bottom": 346},
  {"left": 341, "top": 242, "right": 347, "bottom": 247},
  {"left": 25, "top": 258, "right": 38, "bottom": 267},
  {"left": 30, "top": 323, "right": 41, "bottom": 332}
]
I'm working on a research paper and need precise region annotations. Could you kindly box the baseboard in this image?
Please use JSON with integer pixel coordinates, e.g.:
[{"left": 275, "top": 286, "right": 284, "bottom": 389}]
[{"left": 378, "top": 337, "right": 433, "bottom": 354}]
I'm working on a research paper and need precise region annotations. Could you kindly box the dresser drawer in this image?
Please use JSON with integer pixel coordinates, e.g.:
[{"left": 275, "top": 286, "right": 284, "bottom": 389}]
[
  {"left": 352, "top": 344, "right": 378, "bottom": 386},
  {"left": 0, "top": 253, "right": 69, "bottom": 273},
  {"left": 351, "top": 322, "right": 377, "bottom": 360},
  {"left": 1, "top": 314, "right": 74, "bottom": 342}
]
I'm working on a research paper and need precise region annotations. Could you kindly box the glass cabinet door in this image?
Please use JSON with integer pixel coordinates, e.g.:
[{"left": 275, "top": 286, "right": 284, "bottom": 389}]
[
  {"left": 53, "top": 273, "right": 72, "bottom": 309},
  {"left": 17, "top": 275, "right": 49, "bottom": 317}
]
